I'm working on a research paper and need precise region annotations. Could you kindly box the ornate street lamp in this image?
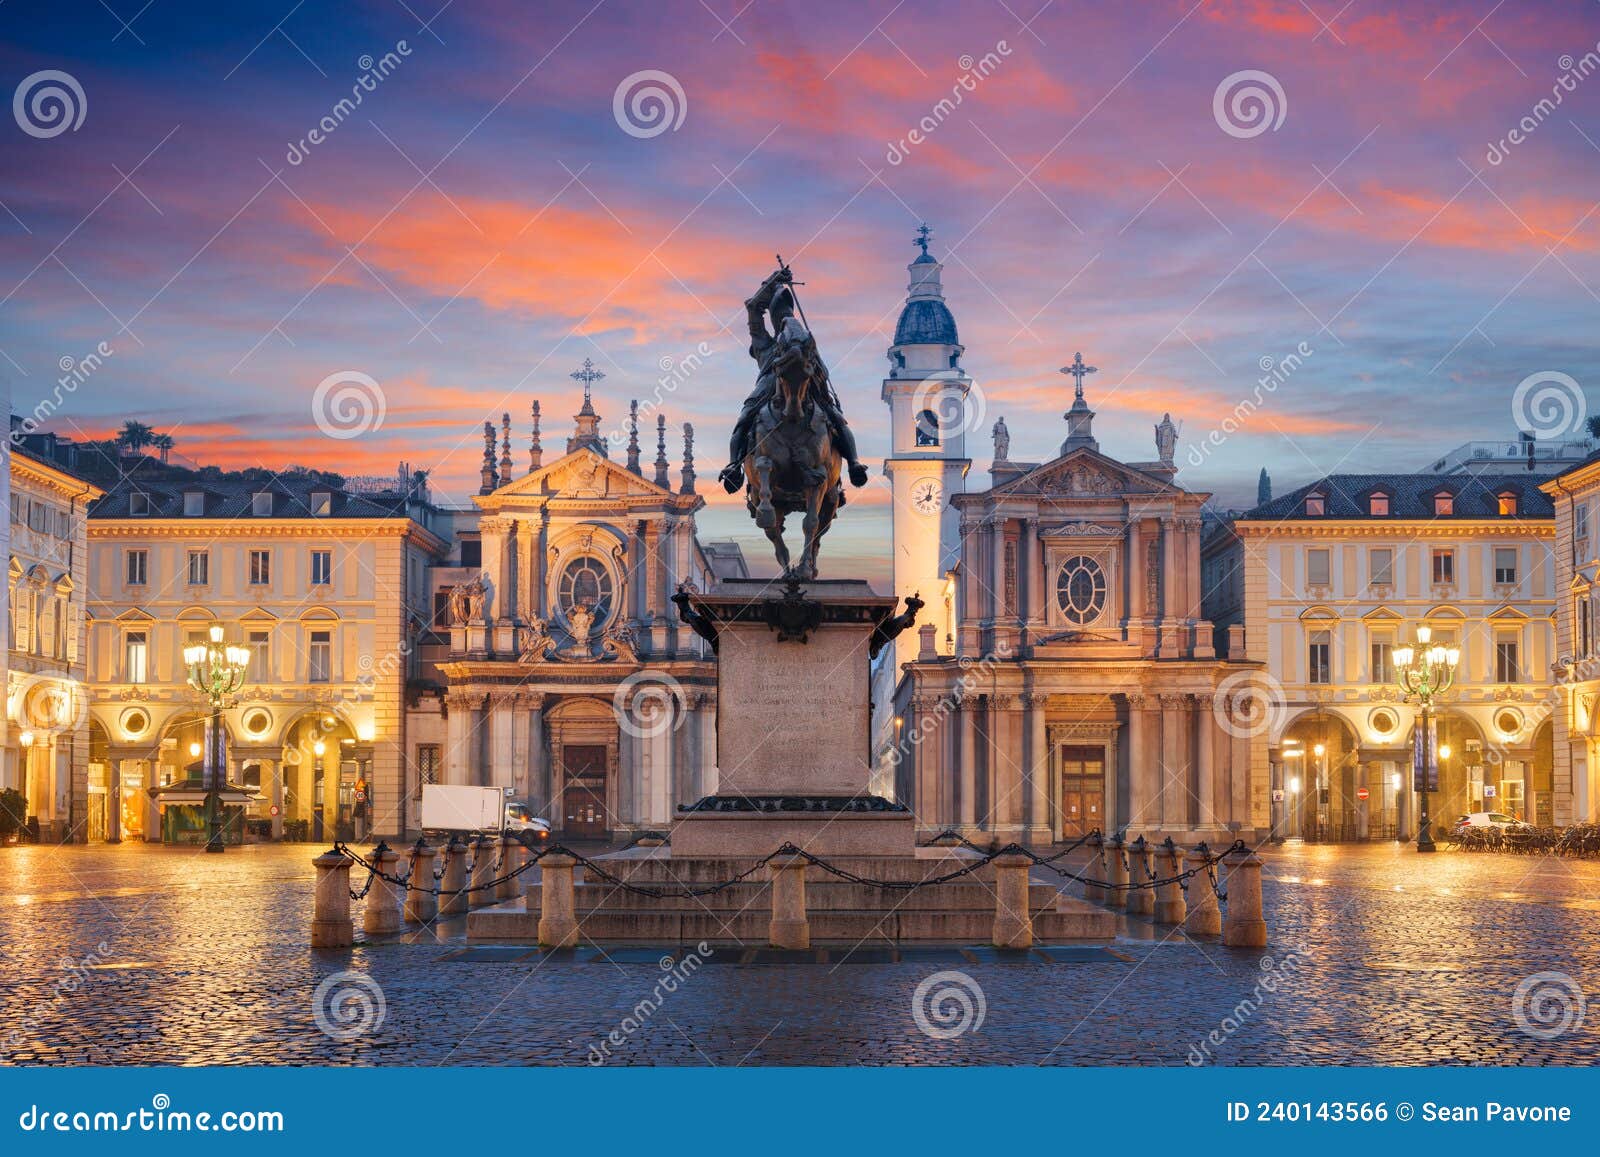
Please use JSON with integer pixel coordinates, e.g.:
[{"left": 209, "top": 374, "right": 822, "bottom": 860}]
[
  {"left": 183, "top": 624, "right": 250, "bottom": 853},
  {"left": 1392, "top": 625, "right": 1459, "bottom": 854}
]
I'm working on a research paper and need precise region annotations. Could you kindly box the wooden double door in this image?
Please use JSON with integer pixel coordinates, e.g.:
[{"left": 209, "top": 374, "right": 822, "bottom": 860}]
[
  {"left": 1059, "top": 745, "right": 1106, "bottom": 837},
  {"left": 561, "top": 744, "right": 609, "bottom": 840}
]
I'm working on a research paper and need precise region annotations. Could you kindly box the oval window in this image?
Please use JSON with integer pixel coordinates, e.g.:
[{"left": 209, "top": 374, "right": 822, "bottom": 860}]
[
  {"left": 1055, "top": 556, "right": 1107, "bottom": 625},
  {"left": 558, "top": 557, "right": 614, "bottom": 627}
]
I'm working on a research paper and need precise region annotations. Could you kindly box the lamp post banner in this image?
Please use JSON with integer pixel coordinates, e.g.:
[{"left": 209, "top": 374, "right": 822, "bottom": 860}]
[{"left": 0, "top": 1068, "right": 1588, "bottom": 1150}]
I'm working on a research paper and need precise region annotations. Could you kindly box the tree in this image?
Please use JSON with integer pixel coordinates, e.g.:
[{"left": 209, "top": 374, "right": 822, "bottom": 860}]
[
  {"left": 117, "top": 420, "right": 155, "bottom": 455},
  {"left": 151, "top": 432, "right": 175, "bottom": 463},
  {"left": 0, "top": 787, "right": 27, "bottom": 841}
]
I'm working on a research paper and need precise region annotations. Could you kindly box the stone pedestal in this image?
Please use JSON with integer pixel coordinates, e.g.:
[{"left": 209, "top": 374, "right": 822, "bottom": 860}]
[
  {"left": 403, "top": 841, "right": 437, "bottom": 924},
  {"left": 538, "top": 853, "right": 579, "bottom": 948},
  {"left": 991, "top": 852, "right": 1034, "bottom": 948},
  {"left": 767, "top": 852, "right": 810, "bottom": 949},
  {"left": 671, "top": 579, "right": 916, "bottom": 858},
  {"left": 362, "top": 843, "right": 404, "bottom": 936},
  {"left": 311, "top": 850, "right": 354, "bottom": 949}
]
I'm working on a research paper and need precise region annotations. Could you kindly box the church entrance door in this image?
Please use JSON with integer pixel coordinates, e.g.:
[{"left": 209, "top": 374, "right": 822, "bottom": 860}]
[
  {"left": 561, "top": 744, "right": 609, "bottom": 839},
  {"left": 1059, "top": 745, "right": 1105, "bottom": 837}
]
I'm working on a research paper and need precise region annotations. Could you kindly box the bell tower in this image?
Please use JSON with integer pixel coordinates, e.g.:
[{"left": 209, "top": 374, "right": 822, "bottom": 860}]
[{"left": 880, "top": 224, "right": 970, "bottom": 676}]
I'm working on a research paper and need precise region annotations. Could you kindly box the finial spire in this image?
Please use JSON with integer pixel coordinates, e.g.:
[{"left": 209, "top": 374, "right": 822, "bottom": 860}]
[
  {"left": 680, "top": 421, "right": 696, "bottom": 494},
  {"left": 500, "top": 412, "right": 513, "bottom": 479},
  {"left": 529, "top": 400, "right": 542, "bottom": 471},
  {"left": 480, "top": 421, "right": 498, "bottom": 494},
  {"left": 653, "top": 414, "right": 670, "bottom": 487},
  {"left": 1059, "top": 352, "right": 1099, "bottom": 455},
  {"left": 627, "top": 400, "right": 642, "bottom": 474},
  {"left": 915, "top": 222, "right": 932, "bottom": 256}
]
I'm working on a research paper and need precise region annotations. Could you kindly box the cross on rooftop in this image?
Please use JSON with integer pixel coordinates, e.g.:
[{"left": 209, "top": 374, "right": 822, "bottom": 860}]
[
  {"left": 570, "top": 358, "right": 606, "bottom": 401},
  {"left": 915, "top": 222, "right": 933, "bottom": 256},
  {"left": 1059, "top": 352, "right": 1097, "bottom": 399}
]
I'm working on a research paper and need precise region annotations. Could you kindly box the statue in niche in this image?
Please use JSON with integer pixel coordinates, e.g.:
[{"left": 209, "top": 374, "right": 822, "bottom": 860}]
[{"left": 448, "top": 572, "right": 489, "bottom": 625}]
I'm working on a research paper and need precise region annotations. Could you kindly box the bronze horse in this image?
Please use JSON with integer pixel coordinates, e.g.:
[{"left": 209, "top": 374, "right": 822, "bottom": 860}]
[{"left": 742, "top": 316, "right": 842, "bottom": 580}]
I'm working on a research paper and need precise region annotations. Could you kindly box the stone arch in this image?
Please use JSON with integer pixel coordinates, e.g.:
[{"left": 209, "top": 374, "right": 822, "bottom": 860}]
[{"left": 545, "top": 695, "right": 621, "bottom": 841}]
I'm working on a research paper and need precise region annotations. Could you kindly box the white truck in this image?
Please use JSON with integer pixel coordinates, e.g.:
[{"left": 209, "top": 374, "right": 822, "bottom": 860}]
[{"left": 419, "top": 784, "right": 549, "bottom": 843}]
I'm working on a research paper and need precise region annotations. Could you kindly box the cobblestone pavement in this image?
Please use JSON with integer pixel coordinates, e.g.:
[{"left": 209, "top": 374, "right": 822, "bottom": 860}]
[{"left": 2, "top": 840, "right": 1597, "bottom": 1066}]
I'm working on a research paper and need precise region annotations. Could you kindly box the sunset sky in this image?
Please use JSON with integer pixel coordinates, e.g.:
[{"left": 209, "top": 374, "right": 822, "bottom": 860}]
[{"left": 5, "top": 0, "right": 1600, "bottom": 579}]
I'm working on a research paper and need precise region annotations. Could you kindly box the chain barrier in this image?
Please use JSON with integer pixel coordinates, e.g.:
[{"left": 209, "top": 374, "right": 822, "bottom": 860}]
[
  {"left": 560, "top": 846, "right": 787, "bottom": 898},
  {"left": 332, "top": 840, "right": 552, "bottom": 900}
]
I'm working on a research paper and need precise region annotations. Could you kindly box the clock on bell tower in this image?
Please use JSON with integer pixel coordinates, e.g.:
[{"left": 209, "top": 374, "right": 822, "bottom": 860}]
[{"left": 881, "top": 224, "right": 970, "bottom": 675}]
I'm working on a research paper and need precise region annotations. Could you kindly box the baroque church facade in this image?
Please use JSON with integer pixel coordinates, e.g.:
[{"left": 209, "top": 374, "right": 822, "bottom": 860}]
[
  {"left": 875, "top": 236, "right": 1268, "bottom": 845},
  {"left": 416, "top": 372, "right": 746, "bottom": 841}
]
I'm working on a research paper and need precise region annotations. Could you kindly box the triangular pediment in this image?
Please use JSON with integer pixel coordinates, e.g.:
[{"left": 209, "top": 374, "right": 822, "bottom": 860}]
[
  {"left": 987, "top": 446, "right": 1183, "bottom": 499},
  {"left": 483, "top": 448, "right": 675, "bottom": 505}
]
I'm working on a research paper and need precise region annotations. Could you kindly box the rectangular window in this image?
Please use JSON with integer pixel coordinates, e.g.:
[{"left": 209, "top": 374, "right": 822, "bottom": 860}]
[
  {"left": 310, "top": 491, "right": 332, "bottom": 516},
  {"left": 414, "top": 744, "right": 441, "bottom": 799},
  {"left": 1494, "top": 547, "right": 1518, "bottom": 585},
  {"left": 1304, "top": 494, "right": 1326, "bottom": 516},
  {"left": 252, "top": 492, "right": 273, "bottom": 516},
  {"left": 1496, "top": 639, "right": 1521, "bottom": 684},
  {"left": 125, "top": 549, "right": 148, "bottom": 586},
  {"left": 459, "top": 539, "right": 482, "bottom": 568},
  {"left": 1369, "top": 494, "right": 1389, "bottom": 516},
  {"left": 433, "top": 590, "right": 451, "bottom": 627},
  {"left": 308, "top": 630, "right": 332, "bottom": 682},
  {"left": 1369, "top": 547, "right": 1393, "bottom": 586},
  {"left": 248, "top": 630, "right": 270, "bottom": 682},
  {"left": 54, "top": 510, "right": 70, "bottom": 538},
  {"left": 125, "top": 631, "right": 148, "bottom": 683},
  {"left": 249, "top": 549, "right": 271, "bottom": 586},
  {"left": 1308, "top": 630, "right": 1332, "bottom": 684},
  {"left": 128, "top": 493, "right": 150, "bottom": 517},
  {"left": 9, "top": 493, "right": 22, "bottom": 523},
  {"left": 1498, "top": 492, "right": 1518, "bottom": 517},
  {"left": 1306, "top": 548, "right": 1331, "bottom": 587},
  {"left": 1577, "top": 502, "right": 1590, "bottom": 540},
  {"left": 1434, "top": 493, "right": 1454, "bottom": 516},
  {"left": 1370, "top": 635, "right": 1394, "bottom": 684},
  {"left": 187, "top": 549, "right": 209, "bottom": 586},
  {"left": 183, "top": 491, "right": 205, "bottom": 516},
  {"left": 1431, "top": 548, "right": 1455, "bottom": 584},
  {"left": 310, "top": 549, "right": 332, "bottom": 585}
]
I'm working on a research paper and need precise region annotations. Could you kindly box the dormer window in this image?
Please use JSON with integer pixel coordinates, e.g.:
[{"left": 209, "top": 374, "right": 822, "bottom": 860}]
[
  {"left": 252, "top": 492, "right": 273, "bottom": 516},
  {"left": 1433, "top": 491, "right": 1454, "bottom": 517},
  {"left": 915, "top": 408, "right": 940, "bottom": 447},
  {"left": 310, "top": 491, "right": 332, "bottom": 516},
  {"left": 1368, "top": 492, "right": 1390, "bottom": 517},
  {"left": 1497, "top": 490, "right": 1518, "bottom": 517},
  {"left": 183, "top": 491, "right": 204, "bottom": 516},
  {"left": 1304, "top": 492, "right": 1326, "bottom": 516},
  {"left": 129, "top": 492, "right": 151, "bottom": 516}
]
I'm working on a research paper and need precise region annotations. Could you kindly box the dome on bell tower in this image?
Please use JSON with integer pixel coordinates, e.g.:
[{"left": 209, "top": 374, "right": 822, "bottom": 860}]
[{"left": 888, "top": 224, "right": 964, "bottom": 376}]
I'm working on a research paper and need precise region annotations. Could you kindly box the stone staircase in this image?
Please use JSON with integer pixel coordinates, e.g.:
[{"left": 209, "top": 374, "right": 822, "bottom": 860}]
[{"left": 467, "top": 848, "right": 1116, "bottom": 945}]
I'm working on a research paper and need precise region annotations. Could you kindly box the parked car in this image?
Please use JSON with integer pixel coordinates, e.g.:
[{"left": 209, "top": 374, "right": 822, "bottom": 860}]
[
  {"left": 1453, "top": 811, "right": 1526, "bottom": 831},
  {"left": 504, "top": 802, "right": 551, "bottom": 846}
]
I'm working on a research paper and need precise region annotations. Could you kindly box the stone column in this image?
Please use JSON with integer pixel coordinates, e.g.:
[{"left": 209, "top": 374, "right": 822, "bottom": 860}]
[
  {"left": 1126, "top": 519, "right": 1144, "bottom": 623},
  {"left": 1183, "top": 847, "right": 1223, "bottom": 936},
  {"left": 534, "top": 510, "right": 551, "bottom": 619},
  {"left": 958, "top": 697, "right": 977, "bottom": 828},
  {"left": 768, "top": 852, "right": 810, "bottom": 949},
  {"left": 537, "top": 853, "right": 579, "bottom": 947},
  {"left": 1194, "top": 696, "right": 1215, "bottom": 831},
  {"left": 700, "top": 696, "right": 719, "bottom": 796},
  {"left": 105, "top": 759, "right": 122, "bottom": 843},
  {"left": 312, "top": 850, "right": 353, "bottom": 949},
  {"left": 991, "top": 851, "right": 1034, "bottom": 948},
  {"left": 988, "top": 518, "right": 1007, "bottom": 634},
  {"left": 403, "top": 840, "right": 437, "bottom": 924},
  {"left": 264, "top": 758, "right": 282, "bottom": 840},
  {"left": 1159, "top": 517, "right": 1174, "bottom": 621},
  {"left": 362, "top": 843, "right": 404, "bottom": 935},
  {"left": 527, "top": 694, "right": 548, "bottom": 818},
  {"left": 1022, "top": 517, "right": 1043, "bottom": 639},
  {"left": 989, "top": 694, "right": 1023, "bottom": 837},
  {"left": 1159, "top": 693, "right": 1186, "bottom": 830},
  {"left": 1221, "top": 849, "right": 1268, "bottom": 948},
  {"left": 1024, "top": 693, "right": 1051, "bottom": 844},
  {"left": 1125, "top": 694, "right": 1152, "bottom": 834},
  {"left": 957, "top": 519, "right": 981, "bottom": 656},
  {"left": 1356, "top": 760, "right": 1372, "bottom": 840},
  {"left": 489, "top": 694, "right": 515, "bottom": 792},
  {"left": 444, "top": 693, "right": 472, "bottom": 785},
  {"left": 630, "top": 519, "right": 649, "bottom": 626},
  {"left": 516, "top": 520, "right": 536, "bottom": 624},
  {"left": 479, "top": 517, "right": 507, "bottom": 622}
]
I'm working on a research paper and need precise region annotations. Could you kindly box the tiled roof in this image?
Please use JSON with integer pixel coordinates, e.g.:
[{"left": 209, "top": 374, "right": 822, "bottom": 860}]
[
  {"left": 89, "top": 471, "right": 416, "bottom": 520},
  {"left": 1239, "top": 473, "right": 1555, "bottom": 522}
]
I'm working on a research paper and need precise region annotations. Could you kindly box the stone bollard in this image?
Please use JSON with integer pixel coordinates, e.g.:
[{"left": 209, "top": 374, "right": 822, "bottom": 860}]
[
  {"left": 537, "top": 853, "right": 580, "bottom": 948},
  {"left": 403, "top": 839, "right": 438, "bottom": 924},
  {"left": 438, "top": 836, "right": 470, "bottom": 916},
  {"left": 1153, "top": 838, "right": 1187, "bottom": 924},
  {"left": 1103, "top": 834, "right": 1128, "bottom": 910},
  {"left": 1183, "top": 845, "right": 1223, "bottom": 937},
  {"left": 468, "top": 834, "right": 498, "bottom": 908},
  {"left": 1221, "top": 848, "right": 1268, "bottom": 948},
  {"left": 990, "top": 851, "right": 1034, "bottom": 949},
  {"left": 1124, "top": 836, "right": 1155, "bottom": 917},
  {"left": 1083, "top": 833, "right": 1108, "bottom": 907},
  {"left": 767, "top": 852, "right": 811, "bottom": 950},
  {"left": 362, "top": 841, "right": 404, "bottom": 936},
  {"left": 496, "top": 835, "right": 525, "bottom": 902},
  {"left": 311, "top": 848, "right": 354, "bottom": 948}
]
